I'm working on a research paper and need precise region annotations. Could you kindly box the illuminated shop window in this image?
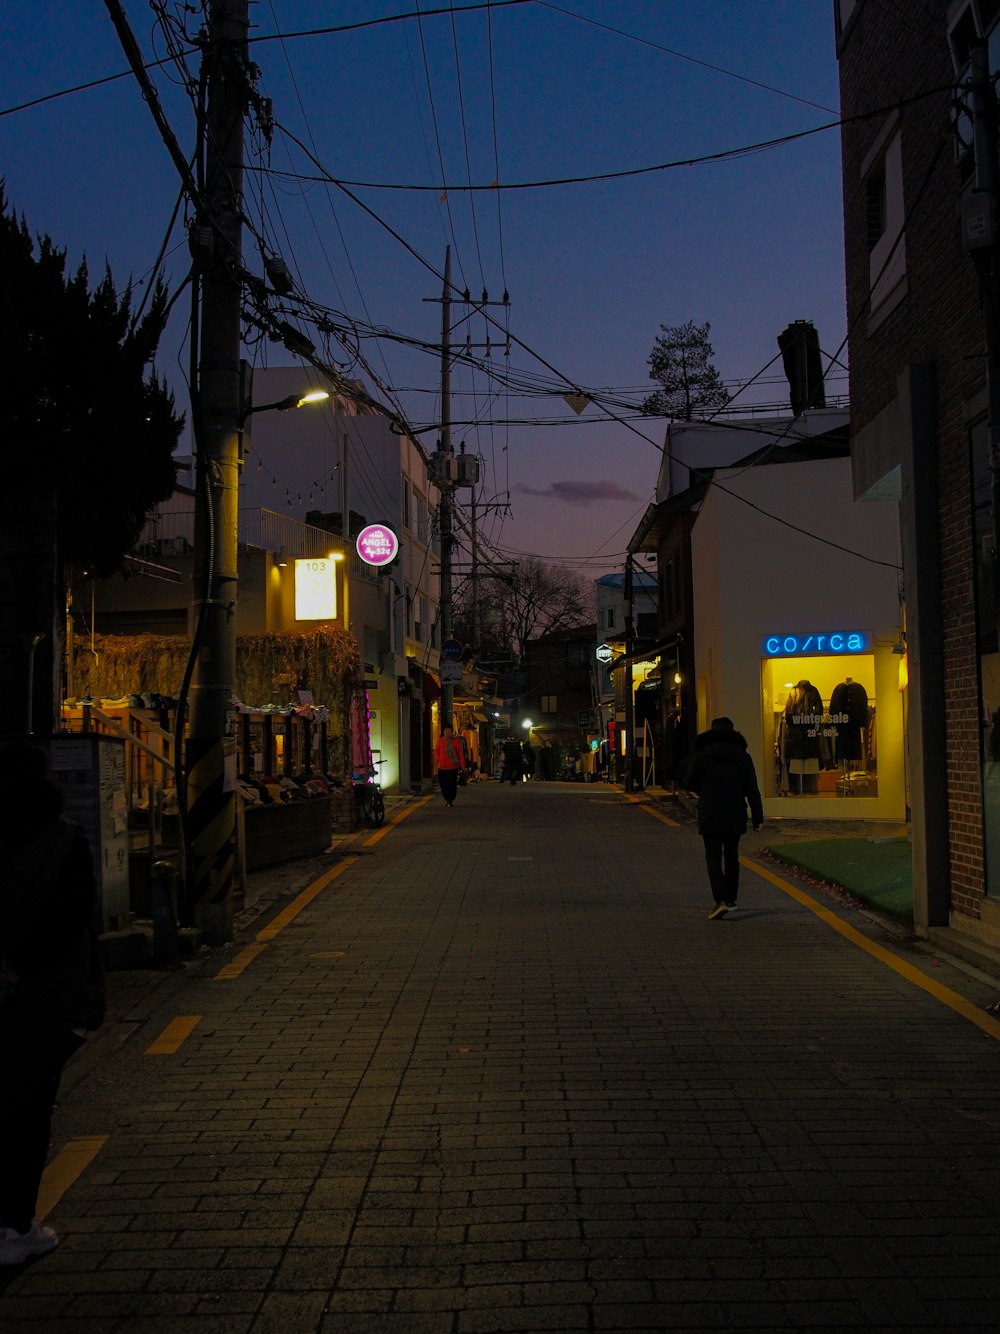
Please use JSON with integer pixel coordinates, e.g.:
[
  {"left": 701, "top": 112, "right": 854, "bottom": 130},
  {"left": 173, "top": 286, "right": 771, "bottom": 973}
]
[{"left": 760, "top": 649, "right": 877, "bottom": 799}]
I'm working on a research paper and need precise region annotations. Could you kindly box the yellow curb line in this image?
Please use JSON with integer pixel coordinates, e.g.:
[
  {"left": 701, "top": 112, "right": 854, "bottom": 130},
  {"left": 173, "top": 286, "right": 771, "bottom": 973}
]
[
  {"left": 742, "top": 855, "right": 1000, "bottom": 1044},
  {"left": 627, "top": 792, "right": 679, "bottom": 827},
  {"left": 362, "top": 794, "right": 433, "bottom": 847},
  {"left": 255, "top": 856, "right": 359, "bottom": 941},
  {"left": 145, "top": 1014, "right": 202, "bottom": 1054},
  {"left": 213, "top": 940, "right": 269, "bottom": 979},
  {"left": 37, "top": 1136, "right": 108, "bottom": 1221}
]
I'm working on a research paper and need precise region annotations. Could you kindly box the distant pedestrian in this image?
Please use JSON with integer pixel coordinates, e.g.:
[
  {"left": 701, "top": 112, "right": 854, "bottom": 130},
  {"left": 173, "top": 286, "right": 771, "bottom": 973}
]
[
  {"left": 520, "top": 740, "right": 535, "bottom": 781},
  {"left": 686, "top": 717, "right": 763, "bottom": 919},
  {"left": 0, "top": 742, "right": 105, "bottom": 1266},
  {"left": 434, "top": 725, "right": 467, "bottom": 807},
  {"left": 501, "top": 737, "right": 522, "bottom": 785}
]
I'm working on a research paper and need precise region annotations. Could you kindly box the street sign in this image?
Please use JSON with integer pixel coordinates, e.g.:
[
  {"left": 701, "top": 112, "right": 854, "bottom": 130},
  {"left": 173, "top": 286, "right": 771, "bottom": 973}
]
[
  {"left": 440, "top": 662, "right": 463, "bottom": 684},
  {"left": 442, "top": 638, "right": 464, "bottom": 662}
]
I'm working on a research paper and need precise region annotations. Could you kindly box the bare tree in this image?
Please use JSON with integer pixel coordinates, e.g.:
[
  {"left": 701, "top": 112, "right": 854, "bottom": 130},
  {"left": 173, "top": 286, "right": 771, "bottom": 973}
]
[{"left": 456, "top": 557, "right": 593, "bottom": 667}]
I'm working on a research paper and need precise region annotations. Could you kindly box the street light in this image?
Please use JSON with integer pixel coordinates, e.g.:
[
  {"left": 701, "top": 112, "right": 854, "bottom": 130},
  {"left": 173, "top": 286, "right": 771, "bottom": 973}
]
[{"left": 239, "top": 388, "right": 329, "bottom": 426}]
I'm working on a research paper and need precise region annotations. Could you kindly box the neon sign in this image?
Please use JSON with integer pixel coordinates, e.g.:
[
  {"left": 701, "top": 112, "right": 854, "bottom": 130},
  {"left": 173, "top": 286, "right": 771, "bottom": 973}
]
[
  {"left": 356, "top": 523, "right": 399, "bottom": 567},
  {"left": 761, "top": 631, "right": 872, "bottom": 657}
]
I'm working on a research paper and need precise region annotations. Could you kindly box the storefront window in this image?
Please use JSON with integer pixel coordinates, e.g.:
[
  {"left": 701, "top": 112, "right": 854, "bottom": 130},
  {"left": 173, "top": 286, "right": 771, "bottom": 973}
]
[{"left": 761, "top": 650, "right": 878, "bottom": 798}]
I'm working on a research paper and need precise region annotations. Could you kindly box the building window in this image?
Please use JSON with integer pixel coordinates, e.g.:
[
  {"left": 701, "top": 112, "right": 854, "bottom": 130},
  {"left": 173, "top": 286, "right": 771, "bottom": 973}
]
[
  {"left": 402, "top": 480, "right": 411, "bottom": 531},
  {"left": 862, "top": 124, "right": 906, "bottom": 317},
  {"left": 566, "top": 641, "right": 590, "bottom": 668},
  {"left": 970, "top": 417, "right": 1000, "bottom": 896},
  {"left": 405, "top": 584, "right": 415, "bottom": 638},
  {"left": 606, "top": 607, "right": 615, "bottom": 630},
  {"left": 540, "top": 695, "right": 557, "bottom": 714}
]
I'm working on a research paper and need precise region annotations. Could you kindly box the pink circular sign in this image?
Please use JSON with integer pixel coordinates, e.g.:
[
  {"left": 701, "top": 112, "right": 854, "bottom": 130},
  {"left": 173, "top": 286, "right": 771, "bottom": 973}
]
[{"left": 356, "top": 523, "right": 399, "bottom": 566}]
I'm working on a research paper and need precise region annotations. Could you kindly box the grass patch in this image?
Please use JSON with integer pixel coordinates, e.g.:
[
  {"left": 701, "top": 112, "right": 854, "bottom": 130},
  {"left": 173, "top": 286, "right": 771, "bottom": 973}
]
[{"left": 764, "top": 837, "right": 913, "bottom": 922}]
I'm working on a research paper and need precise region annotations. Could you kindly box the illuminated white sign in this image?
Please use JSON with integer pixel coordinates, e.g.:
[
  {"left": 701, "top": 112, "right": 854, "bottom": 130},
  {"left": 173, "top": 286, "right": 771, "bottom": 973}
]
[
  {"left": 295, "top": 558, "right": 337, "bottom": 620},
  {"left": 595, "top": 643, "right": 613, "bottom": 664}
]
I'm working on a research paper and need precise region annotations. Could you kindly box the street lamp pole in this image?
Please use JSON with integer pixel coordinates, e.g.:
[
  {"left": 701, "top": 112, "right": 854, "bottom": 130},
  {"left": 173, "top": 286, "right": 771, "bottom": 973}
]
[{"left": 438, "top": 247, "right": 456, "bottom": 730}]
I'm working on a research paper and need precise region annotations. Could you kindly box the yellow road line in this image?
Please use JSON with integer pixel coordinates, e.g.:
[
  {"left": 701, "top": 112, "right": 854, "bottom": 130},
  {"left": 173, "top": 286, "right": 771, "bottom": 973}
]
[
  {"left": 255, "top": 856, "right": 358, "bottom": 941},
  {"left": 744, "top": 856, "right": 1000, "bottom": 1043},
  {"left": 145, "top": 1015, "right": 201, "bottom": 1054},
  {"left": 213, "top": 941, "right": 269, "bottom": 979},
  {"left": 362, "top": 795, "right": 433, "bottom": 847},
  {"left": 628, "top": 793, "right": 680, "bottom": 827},
  {"left": 36, "top": 1136, "right": 108, "bottom": 1221}
]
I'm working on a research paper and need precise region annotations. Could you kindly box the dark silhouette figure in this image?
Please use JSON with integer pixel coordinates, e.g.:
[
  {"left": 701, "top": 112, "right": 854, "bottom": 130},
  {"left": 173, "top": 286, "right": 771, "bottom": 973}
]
[{"left": 686, "top": 717, "right": 763, "bottom": 919}]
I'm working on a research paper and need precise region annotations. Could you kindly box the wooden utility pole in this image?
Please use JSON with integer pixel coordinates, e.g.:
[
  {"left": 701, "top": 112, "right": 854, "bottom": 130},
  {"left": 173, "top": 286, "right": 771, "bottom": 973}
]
[{"left": 185, "top": 0, "right": 249, "bottom": 943}]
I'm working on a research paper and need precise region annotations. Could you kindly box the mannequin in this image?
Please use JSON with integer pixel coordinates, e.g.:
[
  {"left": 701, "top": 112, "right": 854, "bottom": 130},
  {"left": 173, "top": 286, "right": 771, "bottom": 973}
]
[
  {"left": 830, "top": 676, "right": 868, "bottom": 763},
  {"left": 784, "top": 680, "right": 823, "bottom": 793}
]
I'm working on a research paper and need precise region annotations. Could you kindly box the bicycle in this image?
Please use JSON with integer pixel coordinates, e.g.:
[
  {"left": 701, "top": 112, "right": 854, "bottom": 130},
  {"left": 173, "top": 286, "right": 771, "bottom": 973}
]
[{"left": 352, "top": 768, "right": 386, "bottom": 827}]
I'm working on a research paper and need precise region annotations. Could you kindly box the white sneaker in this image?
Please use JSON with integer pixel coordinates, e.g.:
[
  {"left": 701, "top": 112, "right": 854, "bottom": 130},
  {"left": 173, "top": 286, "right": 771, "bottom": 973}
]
[
  {"left": 725, "top": 903, "right": 739, "bottom": 912},
  {"left": 0, "top": 1221, "right": 59, "bottom": 1265}
]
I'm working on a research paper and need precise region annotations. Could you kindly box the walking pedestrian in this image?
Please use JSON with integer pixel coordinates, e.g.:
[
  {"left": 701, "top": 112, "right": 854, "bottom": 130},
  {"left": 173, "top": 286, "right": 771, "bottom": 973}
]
[
  {"left": 434, "top": 725, "right": 467, "bottom": 807},
  {"left": 685, "top": 717, "right": 763, "bottom": 919},
  {"left": 520, "top": 739, "right": 535, "bottom": 781},
  {"left": 0, "top": 742, "right": 105, "bottom": 1265},
  {"left": 500, "top": 736, "right": 522, "bottom": 785}
]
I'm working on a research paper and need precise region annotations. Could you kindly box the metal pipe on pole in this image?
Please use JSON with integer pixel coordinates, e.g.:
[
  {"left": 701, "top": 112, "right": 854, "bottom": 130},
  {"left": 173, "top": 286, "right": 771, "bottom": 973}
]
[{"left": 185, "top": 0, "right": 249, "bottom": 944}]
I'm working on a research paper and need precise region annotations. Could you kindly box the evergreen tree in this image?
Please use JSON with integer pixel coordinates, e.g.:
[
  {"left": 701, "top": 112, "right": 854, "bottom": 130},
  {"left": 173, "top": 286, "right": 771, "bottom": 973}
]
[
  {"left": 641, "top": 320, "right": 730, "bottom": 420},
  {"left": 0, "top": 188, "right": 184, "bottom": 729}
]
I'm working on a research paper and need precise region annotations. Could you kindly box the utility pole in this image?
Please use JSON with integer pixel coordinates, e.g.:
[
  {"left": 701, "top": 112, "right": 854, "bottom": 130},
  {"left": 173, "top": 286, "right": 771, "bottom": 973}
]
[
  {"left": 437, "top": 248, "right": 457, "bottom": 728},
  {"left": 185, "top": 0, "right": 249, "bottom": 944}
]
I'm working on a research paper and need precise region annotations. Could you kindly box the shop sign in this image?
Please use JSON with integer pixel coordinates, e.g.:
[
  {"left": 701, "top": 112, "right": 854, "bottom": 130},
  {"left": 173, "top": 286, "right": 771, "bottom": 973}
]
[
  {"left": 596, "top": 643, "right": 613, "bottom": 664},
  {"left": 761, "top": 630, "right": 872, "bottom": 657},
  {"left": 356, "top": 523, "right": 399, "bottom": 566}
]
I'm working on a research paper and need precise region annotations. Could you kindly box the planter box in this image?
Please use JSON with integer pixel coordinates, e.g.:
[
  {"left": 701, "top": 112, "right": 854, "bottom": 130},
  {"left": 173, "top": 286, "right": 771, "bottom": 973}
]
[{"left": 243, "top": 797, "right": 333, "bottom": 870}]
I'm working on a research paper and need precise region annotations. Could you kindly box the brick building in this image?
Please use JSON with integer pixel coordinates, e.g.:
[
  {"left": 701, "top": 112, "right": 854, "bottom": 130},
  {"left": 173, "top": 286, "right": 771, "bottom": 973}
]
[{"left": 836, "top": 0, "right": 1000, "bottom": 950}]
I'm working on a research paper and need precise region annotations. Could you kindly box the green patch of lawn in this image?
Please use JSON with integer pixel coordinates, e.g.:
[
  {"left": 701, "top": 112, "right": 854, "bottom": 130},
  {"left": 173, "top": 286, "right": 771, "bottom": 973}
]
[{"left": 764, "top": 837, "right": 913, "bottom": 922}]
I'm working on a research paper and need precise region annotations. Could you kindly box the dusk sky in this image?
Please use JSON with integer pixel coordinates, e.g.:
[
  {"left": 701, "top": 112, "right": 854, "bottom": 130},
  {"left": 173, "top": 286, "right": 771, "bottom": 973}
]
[{"left": 2, "top": 2, "right": 847, "bottom": 579}]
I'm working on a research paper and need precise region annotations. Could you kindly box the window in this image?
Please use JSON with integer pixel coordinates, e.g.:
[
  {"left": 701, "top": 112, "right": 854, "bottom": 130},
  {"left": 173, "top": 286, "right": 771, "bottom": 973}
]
[
  {"left": 405, "top": 585, "right": 415, "bottom": 638},
  {"left": 606, "top": 607, "right": 616, "bottom": 630},
  {"left": 970, "top": 418, "right": 1000, "bottom": 896},
  {"left": 566, "top": 641, "right": 590, "bottom": 668},
  {"left": 862, "top": 123, "right": 906, "bottom": 319},
  {"left": 540, "top": 695, "right": 557, "bottom": 714},
  {"left": 414, "top": 594, "right": 425, "bottom": 643},
  {"left": 402, "top": 480, "right": 411, "bottom": 531}
]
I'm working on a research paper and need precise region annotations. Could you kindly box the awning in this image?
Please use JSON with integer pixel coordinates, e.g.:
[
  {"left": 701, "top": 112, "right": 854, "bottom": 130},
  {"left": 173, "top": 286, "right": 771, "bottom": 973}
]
[{"left": 609, "top": 634, "right": 682, "bottom": 670}]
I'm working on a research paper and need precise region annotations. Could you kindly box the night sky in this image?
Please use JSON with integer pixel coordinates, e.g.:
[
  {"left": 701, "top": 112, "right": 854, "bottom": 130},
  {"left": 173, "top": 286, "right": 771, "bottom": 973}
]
[{"left": 2, "top": 2, "right": 846, "bottom": 576}]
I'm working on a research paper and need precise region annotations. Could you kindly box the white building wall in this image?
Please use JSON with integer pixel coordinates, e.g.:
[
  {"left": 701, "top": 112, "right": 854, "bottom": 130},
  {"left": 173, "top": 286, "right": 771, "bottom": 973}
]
[{"left": 692, "top": 455, "right": 904, "bottom": 821}]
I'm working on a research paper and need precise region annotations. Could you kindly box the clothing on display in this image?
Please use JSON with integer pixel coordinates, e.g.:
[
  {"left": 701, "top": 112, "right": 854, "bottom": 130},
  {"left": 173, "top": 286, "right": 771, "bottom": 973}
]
[{"left": 830, "top": 677, "right": 869, "bottom": 762}]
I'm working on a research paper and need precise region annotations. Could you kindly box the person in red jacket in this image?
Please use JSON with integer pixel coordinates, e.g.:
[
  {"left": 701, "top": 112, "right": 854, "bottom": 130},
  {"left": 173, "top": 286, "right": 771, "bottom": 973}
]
[
  {"left": 686, "top": 717, "right": 764, "bottom": 919},
  {"left": 434, "top": 725, "right": 467, "bottom": 807}
]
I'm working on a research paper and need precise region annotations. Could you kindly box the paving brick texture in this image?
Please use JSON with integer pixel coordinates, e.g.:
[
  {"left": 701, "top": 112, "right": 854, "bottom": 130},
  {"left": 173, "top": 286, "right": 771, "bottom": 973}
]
[{"left": 3, "top": 782, "right": 1000, "bottom": 1332}]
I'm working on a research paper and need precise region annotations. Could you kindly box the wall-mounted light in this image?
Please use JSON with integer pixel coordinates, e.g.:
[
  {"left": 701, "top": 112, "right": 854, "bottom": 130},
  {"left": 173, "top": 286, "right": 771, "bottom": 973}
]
[{"left": 276, "top": 546, "right": 288, "bottom": 568}]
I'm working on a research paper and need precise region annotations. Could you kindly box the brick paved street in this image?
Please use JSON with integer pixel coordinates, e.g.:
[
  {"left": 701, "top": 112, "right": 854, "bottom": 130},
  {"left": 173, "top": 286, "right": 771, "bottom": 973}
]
[{"left": 3, "top": 781, "right": 1000, "bottom": 1332}]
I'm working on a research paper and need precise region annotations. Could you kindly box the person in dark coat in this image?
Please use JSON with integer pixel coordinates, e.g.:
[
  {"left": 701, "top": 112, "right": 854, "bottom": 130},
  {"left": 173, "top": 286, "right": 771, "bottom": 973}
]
[
  {"left": 0, "top": 743, "right": 105, "bottom": 1266},
  {"left": 500, "top": 737, "right": 522, "bottom": 785},
  {"left": 686, "top": 717, "right": 764, "bottom": 919}
]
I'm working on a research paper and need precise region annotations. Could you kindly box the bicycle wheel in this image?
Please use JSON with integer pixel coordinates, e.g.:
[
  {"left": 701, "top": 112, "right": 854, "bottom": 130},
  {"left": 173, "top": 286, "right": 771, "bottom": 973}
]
[
  {"left": 359, "top": 787, "right": 376, "bottom": 826},
  {"left": 371, "top": 789, "right": 385, "bottom": 827}
]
